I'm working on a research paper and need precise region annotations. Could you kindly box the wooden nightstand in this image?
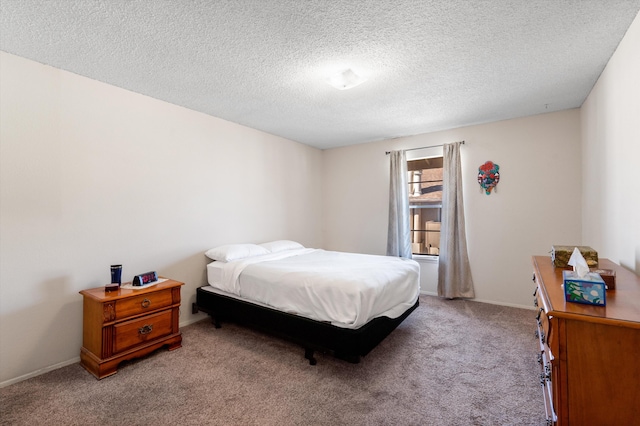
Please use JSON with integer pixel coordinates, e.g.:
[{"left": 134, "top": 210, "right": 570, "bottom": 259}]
[{"left": 79, "top": 278, "right": 184, "bottom": 379}]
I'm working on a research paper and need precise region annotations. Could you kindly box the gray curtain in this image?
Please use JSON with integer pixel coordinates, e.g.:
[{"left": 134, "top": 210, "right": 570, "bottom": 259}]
[
  {"left": 386, "top": 150, "right": 412, "bottom": 259},
  {"left": 438, "top": 142, "right": 475, "bottom": 298}
]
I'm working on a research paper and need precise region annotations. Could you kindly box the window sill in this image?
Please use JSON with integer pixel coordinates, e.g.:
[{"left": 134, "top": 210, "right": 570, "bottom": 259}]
[{"left": 412, "top": 254, "right": 439, "bottom": 263}]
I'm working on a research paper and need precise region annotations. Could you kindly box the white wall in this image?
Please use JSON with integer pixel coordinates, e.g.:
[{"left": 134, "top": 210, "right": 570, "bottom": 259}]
[
  {"left": 323, "top": 110, "right": 583, "bottom": 307},
  {"left": 2, "top": 9, "right": 638, "bottom": 386},
  {"left": 0, "top": 52, "right": 323, "bottom": 385},
  {"left": 581, "top": 11, "right": 640, "bottom": 273}
]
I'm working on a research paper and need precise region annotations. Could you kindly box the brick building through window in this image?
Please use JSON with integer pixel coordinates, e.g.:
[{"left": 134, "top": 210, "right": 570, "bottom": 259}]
[{"left": 408, "top": 157, "right": 443, "bottom": 255}]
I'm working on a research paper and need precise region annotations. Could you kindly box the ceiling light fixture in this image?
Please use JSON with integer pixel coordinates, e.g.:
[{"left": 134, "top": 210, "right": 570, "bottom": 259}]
[{"left": 326, "top": 68, "right": 367, "bottom": 90}]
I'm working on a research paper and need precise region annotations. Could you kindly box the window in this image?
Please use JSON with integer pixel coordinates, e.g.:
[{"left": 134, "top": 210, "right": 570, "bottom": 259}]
[{"left": 407, "top": 156, "right": 443, "bottom": 256}]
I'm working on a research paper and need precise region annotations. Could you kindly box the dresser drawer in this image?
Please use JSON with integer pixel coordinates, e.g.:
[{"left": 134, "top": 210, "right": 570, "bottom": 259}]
[
  {"left": 534, "top": 283, "right": 557, "bottom": 425},
  {"left": 113, "top": 310, "right": 173, "bottom": 353},
  {"left": 536, "top": 307, "right": 550, "bottom": 347},
  {"left": 539, "top": 351, "right": 557, "bottom": 425},
  {"left": 115, "top": 289, "right": 173, "bottom": 320},
  {"left": 534, "top": 283, "right": 554, "bottom": 347}
]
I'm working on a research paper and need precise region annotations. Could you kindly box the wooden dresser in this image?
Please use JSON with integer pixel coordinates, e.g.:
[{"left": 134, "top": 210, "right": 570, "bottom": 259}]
[
  {"left": 79, "top": 278, "right": 183, "bottom": 379},
  {"left": 532, "top": 256, "right": 640, "bottom": 425}
]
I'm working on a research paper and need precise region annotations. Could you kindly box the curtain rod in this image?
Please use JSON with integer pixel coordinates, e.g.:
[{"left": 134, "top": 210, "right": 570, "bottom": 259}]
[{"left": 385, "top": 140, "right": 465, "bottom": 155}]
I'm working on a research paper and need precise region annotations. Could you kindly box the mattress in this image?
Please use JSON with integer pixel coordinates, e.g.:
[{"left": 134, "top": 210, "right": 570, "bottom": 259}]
[{"left": 204, "top": 248, "right": 420, "bottom": 329}]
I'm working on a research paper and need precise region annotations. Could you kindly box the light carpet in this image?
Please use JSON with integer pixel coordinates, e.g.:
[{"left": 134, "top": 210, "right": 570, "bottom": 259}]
[{"left": 0, "top": 295, "right": 544, "bottom": 425}]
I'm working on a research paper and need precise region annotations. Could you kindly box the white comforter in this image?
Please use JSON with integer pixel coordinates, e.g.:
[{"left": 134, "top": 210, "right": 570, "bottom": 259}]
[{"left": 206, "top": 249, "right": 420, "bottom": 329}]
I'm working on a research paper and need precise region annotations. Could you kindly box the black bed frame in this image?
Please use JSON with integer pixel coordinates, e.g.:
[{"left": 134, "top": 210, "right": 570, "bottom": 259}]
[{"left": 193, "top": 287, "right": 419, "bottom": 365}]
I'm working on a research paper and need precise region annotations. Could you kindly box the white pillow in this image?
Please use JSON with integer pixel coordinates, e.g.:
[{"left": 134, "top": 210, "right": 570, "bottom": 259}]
[
  {"left": 205, "top": 244, "right": 270, "bottom": 262},
  {"left": 259, "top": 240, "right": 304, "bottom": 253}
]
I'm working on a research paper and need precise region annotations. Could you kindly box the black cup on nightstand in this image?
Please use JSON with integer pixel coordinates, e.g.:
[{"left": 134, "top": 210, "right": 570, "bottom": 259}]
[{"left": 106, "top": 265, "right": 122, "bottom": 292}]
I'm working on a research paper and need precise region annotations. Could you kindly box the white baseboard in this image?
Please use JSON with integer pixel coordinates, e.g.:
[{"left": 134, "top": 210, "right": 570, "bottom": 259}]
[
  {"left": 471, "top": 297, "right": 535, "bottom": 310},
  {"left": 0, "top": 317, "right": 205, "bottom": 389},
  {"left": 0, "top": 357, "right": 80, "bottom": 389},
  {"left": 419, "top": 290, "right": 534, "bottom": 310},
  {"left": 179, "top": 315, "right": 207, "bottom": 327}
]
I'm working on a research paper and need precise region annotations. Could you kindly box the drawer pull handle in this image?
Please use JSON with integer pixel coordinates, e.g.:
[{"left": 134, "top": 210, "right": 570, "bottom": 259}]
[
  {"left": 539, "top": 371, "right": 551, "bottom": 385},
  {"left": 536, "top": 308, "right": 544, "bottom": 320},
  {"left": 138, "top": 324, "right": 153, "bottom": 335},
  {"left": 141, "top": 298, "right": 151, "bottom": 308}
]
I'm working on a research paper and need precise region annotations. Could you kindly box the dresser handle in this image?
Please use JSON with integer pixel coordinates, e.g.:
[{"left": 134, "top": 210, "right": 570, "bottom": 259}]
[
  {"left": 141, "top": 298, "right": 151, "bottom": 308},
  {"left": 536, "top": 308, "right": 544, "bottom": 320},
  {"left": 539, "top": 371, "right": 551, "bottom": 385},
  {"left": 138, "top": 324, "right": 153, "bottom": 335}
]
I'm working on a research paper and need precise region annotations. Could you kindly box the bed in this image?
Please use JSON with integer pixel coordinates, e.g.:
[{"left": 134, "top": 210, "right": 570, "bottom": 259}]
[{"left": 193, "top": 241, "right": 420, "bottom": 364}]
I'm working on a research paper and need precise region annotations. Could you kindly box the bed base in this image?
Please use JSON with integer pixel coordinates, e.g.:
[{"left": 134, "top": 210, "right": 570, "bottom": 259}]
[{"left": 194, "top": 287, "right": 418, "bottom": 365}]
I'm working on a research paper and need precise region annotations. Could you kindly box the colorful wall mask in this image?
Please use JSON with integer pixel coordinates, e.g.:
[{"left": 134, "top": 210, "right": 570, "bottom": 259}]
[{"left": 478, "top": 161, "right": 500, "bottom": 195}]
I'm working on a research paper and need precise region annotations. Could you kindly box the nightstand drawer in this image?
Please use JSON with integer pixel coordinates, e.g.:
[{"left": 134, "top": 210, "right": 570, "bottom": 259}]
[
  {"left": 116, "top": 289, "right": 173, "bottom": 320},
  {"left": 113, "top": 310, "right": 173, "bottom": 354}
]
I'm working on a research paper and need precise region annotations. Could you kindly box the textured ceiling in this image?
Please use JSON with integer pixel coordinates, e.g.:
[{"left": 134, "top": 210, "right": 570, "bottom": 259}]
[{"left": 2, "top": 1, "right": 639, "bottom": 149}]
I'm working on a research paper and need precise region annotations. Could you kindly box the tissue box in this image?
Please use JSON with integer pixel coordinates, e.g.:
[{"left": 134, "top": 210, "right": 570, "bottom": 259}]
[
  {"left": 552, "top": 245, "right": 598, "bottom": 268},
  {"left": 563, "top": 270, "right": 606, "bottom": 306}
]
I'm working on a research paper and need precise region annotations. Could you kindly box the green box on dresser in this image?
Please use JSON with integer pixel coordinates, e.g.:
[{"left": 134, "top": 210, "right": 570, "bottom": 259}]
[{"left": 550, "top": 245, "right": 598, "bottom": 268}]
